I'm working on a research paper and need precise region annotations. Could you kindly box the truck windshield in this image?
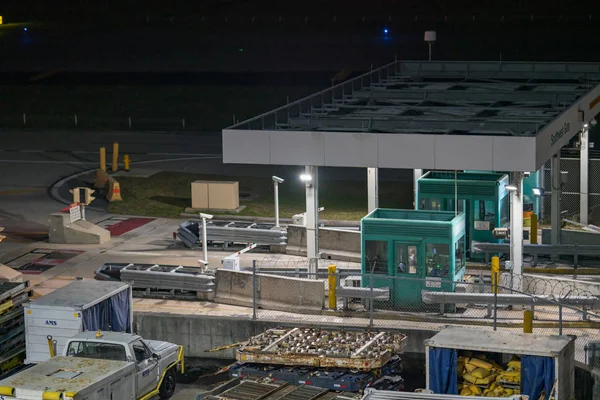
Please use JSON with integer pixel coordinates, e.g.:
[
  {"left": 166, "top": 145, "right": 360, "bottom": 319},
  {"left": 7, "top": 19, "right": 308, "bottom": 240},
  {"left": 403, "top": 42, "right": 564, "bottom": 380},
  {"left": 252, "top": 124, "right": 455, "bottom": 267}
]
[{"left": 66, "top": 341, "right": 127, "bottom": 361}]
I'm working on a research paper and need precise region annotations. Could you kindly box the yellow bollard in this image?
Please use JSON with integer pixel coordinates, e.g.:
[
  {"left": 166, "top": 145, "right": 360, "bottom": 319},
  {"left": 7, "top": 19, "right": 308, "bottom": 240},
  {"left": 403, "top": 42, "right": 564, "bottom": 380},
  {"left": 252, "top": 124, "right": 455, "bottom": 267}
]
[
  {"left": 47, "top": 335, "right": 55, "bottom": 358},
  {"left": 328, "top": 264, "right": 337, "bottom": 310},
  {"left": 99, "top": 147, "right": 106, "bottom": 172},
  {"left": 530, "top": 213, "right": 538, "bottom": 244},
  {"left": 112, "top": 142, "right": 119, "bottom": 173},
  {"left": 491, "top": 256, "right": 500, "bottom": 294},
  {"left": 123, "top": 154, "right": 130, "bottom": 172},
  {"left": 524, "top": 310, "right": 533, "bottom": 333}
]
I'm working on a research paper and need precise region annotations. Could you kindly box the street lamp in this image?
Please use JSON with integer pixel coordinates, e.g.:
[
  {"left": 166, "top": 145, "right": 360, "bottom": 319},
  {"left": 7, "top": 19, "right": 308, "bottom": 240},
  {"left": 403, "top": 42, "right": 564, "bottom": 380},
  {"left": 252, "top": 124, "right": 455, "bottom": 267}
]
[
  {"left": 272, "top": 176, "right": 284, "bottom": 227},
  {"left": 199, "top": 212, "right": 213, "bottom": 266}
]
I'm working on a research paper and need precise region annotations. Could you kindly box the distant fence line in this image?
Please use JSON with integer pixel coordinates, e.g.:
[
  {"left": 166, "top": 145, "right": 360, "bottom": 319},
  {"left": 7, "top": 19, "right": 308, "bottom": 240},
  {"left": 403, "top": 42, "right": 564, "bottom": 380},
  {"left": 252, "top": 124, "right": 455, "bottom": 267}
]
[{"left": 0, "top": 114, "right": 235, "bottom": 132}]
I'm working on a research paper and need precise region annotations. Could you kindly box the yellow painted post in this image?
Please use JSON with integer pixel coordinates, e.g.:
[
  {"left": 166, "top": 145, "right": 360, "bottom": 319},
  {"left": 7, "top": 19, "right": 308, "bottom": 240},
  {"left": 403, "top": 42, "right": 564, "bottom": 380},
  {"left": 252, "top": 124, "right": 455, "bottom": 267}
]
[
  {"left": 99, "top": 147, "right": 106, "bottom": 172},
  {"left": 523, "top": 310, "right": 533, "bottom": 333},
  {"left": 123, "top": 154, "right": 130, "bottom": 171},
  {"left": 530, "top": 213, "right": 538, "bottom": 244},
  {"left": 47, "top": 335, "right": 55, "bottom": 358},
  {"left": 491, "top": 256, "right": 500, "bottom": 294},
  {"left": 328, "top": 264, "right": 337, "bottom": 310},
  {"left": 112, "top": 142, "right": 119, "bottom": 173}
]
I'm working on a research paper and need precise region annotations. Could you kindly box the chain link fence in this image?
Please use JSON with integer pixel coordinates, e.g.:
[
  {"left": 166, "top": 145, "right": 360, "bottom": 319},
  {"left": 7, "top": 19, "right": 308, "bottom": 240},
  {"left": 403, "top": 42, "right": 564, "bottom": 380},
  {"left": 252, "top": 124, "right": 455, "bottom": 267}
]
[
  {"left": 542, "top": 153, "right": 600, "bottom": 225},
  {"left": 247, "top": 258, "right": 600, "bottom": 369}
]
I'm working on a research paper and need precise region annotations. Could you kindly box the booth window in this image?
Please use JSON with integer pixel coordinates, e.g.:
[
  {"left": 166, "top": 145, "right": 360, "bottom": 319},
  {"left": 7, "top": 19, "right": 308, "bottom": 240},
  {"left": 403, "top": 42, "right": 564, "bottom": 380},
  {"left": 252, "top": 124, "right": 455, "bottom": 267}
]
[
  {"left": 426, "top": 243, "right": 449, "bottom": 277},
  {"left": 396, "top": 245, "right": 417, "bottom": 274},
  {"left": 500, "top": 195, "right": 509, "bottom": 226},
  {"left": 474, "top": 200, "right": 496, "bottom": 229},
  {"left": 454, "top": 237, "right": 465, "bottom": 270},
  {"left": 445, "top": 199, "right": 465, "bottom": 213},
  {"left": 365, "top": 240, "right": 388, "bottom": 274},
  {"left": 420, "top": 198, "right": 441, "bottom": 211}
]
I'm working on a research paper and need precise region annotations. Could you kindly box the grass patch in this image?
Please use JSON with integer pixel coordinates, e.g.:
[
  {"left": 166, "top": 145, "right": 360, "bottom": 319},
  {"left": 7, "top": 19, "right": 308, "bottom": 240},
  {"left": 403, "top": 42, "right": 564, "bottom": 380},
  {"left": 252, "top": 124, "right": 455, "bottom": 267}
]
[{"left": 108, "top": 171, "right": 413, "bottom": 220}]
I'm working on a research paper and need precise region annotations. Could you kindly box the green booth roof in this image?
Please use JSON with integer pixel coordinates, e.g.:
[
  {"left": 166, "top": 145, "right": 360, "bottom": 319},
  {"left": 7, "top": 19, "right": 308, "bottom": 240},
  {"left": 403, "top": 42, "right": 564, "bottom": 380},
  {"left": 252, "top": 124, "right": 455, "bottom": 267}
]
[{"left": 362, "top": 208, "right": 465, "bottom": 240}]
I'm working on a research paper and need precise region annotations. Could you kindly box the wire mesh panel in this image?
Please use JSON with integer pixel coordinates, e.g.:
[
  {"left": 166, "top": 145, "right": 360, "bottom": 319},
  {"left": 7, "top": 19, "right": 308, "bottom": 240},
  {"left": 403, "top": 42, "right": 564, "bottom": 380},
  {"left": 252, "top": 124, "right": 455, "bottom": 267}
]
[{"left": 542, "top": 155, "right": 600, "bottom": 225}]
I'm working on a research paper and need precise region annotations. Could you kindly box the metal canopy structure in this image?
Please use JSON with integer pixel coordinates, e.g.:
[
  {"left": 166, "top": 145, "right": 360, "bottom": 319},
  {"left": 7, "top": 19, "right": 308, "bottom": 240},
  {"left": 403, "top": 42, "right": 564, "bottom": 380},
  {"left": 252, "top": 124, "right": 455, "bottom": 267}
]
[{"left": 223, "top": 60, "right": 600, "bottom": 172}]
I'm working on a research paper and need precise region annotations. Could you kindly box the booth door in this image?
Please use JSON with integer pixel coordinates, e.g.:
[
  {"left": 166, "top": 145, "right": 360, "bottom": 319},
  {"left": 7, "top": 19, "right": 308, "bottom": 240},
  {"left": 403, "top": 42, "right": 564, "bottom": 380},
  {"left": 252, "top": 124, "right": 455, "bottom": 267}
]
[{"left": 392, "top": 242, "right": 424, "bottom": 308}]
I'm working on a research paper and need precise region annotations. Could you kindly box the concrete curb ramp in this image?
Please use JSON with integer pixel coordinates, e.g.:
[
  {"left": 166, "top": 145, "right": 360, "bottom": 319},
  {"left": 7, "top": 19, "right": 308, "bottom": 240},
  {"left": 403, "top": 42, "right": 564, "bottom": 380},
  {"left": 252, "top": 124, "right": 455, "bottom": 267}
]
[{"left": 215, "top": 269, "right": 325, "bottom": 312}]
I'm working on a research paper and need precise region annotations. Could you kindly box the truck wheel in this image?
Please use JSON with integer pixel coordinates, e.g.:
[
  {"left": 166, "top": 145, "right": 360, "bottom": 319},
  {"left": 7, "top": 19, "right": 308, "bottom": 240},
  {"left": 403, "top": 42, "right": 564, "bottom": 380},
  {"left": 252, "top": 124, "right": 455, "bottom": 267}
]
[{"left": 159, "top": 368, "right": 176, "bottom": 399}]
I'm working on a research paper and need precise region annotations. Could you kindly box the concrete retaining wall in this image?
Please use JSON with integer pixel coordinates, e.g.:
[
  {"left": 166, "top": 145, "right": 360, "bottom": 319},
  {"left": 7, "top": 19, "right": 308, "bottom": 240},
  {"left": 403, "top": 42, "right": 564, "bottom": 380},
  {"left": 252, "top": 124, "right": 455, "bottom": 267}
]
[
  {"left": 286, "top": 225, "right": 360, "bottom": 262},
  {"left": 133, "top": 312, "right": 437, "bottom": 359},
  {"left": 214, "top": 269, "right": 326, "bottom": 312}
]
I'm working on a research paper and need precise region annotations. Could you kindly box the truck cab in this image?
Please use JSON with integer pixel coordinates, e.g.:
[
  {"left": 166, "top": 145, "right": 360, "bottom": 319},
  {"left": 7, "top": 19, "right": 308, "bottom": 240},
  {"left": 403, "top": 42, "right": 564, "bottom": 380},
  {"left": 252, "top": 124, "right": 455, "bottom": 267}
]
[{"left": 63, "top": 331, "right": 182, "bottom": 399}]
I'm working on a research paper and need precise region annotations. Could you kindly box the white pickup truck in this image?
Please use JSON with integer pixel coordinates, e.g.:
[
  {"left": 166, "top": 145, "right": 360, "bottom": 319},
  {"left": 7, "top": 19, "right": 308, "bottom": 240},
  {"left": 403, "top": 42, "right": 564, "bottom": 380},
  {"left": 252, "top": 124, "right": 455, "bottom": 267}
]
[{"left": 0, "top": 330, "right": 184, "bottom": 400}]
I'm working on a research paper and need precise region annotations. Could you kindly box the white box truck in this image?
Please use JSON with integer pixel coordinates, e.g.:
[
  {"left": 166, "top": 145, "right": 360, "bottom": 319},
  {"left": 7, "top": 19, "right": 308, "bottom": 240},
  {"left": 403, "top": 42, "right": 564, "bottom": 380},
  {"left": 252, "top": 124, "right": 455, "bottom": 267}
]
[
  {"left": 24, "top": 280, "right": 133, "bottom": 364},
  {"left": 0, "top": 330, "right": 184, "bottom": 400}
]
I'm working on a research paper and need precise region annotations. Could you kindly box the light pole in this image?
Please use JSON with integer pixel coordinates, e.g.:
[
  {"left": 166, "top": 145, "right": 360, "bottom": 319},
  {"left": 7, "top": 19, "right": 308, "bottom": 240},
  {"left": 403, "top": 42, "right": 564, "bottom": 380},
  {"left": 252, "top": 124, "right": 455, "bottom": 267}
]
[
  {"left": 301, "top": 167, "right": 319, "bottom": 278},
  {"left": 199, "top": 212, "right": 213, "bottom": 266},
  {"left": 272, "top": 176, "right": 284, "bottom": 227},
  {"left": 424, "top": 31, "right": 436, "bottom": 61}
]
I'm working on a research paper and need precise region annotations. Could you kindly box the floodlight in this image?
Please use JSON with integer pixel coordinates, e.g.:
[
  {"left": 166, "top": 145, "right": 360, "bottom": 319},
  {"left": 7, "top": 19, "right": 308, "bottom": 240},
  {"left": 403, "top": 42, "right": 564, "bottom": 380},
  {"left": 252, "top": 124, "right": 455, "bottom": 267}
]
[{"left": 300, "top": 174, "right": 312, "bottom": 182}]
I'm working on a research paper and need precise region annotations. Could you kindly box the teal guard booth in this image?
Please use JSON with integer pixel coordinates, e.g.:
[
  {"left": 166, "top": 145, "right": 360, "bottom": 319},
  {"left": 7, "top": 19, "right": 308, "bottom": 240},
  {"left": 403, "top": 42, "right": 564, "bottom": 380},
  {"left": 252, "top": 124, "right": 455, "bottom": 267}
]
[
  {"left": 416, "top": 171, "right": 510, "bottom": 260},
  {"left": 361, "top": 209, "right": 466, "bottom": 309}
]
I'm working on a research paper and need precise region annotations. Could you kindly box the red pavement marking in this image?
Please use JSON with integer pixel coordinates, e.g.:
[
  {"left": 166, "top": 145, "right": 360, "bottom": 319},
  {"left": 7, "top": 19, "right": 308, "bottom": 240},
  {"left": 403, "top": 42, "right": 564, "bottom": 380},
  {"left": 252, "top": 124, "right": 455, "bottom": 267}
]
[{"left": 106, "top": 218, "right": 155, "bottom": 236}]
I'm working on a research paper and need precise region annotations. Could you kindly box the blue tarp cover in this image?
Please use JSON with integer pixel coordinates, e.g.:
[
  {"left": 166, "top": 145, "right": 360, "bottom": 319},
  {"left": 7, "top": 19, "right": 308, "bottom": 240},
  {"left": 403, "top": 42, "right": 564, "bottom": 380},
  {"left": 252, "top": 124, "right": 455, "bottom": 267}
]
[
  {"left": 108, "top": 289, "right": 131, "bottom": 333},
  {"left": 522, "top": 355, "right": 555, "bottom": 400},
  {"left": 82, "top": 300, "right": 106, "bottom": 331},
  {"left": 429, "top": 347, "right": 458, "bottom": 394}
]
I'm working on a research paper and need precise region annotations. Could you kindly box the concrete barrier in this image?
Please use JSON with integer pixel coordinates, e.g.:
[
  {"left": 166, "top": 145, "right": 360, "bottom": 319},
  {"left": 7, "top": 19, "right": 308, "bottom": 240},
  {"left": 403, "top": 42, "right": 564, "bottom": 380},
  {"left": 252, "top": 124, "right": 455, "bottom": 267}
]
[
  {"left": 133, "top": 312, "right": 436, "bottom": 359},
  {"left": 286, "top": 225, "right": 360, "bottom": 262},
  {"left": 49, "top": 213, "right": 110, "bottom": 244},
  {"left": 0, "top": 264, "right": 22, "bottom": 283},
  {"left": 215, "top": 269, "right": 325, "bottom": 313}
]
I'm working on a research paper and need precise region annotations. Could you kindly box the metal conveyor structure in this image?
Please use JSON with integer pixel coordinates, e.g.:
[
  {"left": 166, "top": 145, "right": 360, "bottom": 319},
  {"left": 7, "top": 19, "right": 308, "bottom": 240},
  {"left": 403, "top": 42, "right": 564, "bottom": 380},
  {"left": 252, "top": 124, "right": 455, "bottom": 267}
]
[
  {"left": 177, "top": 220, "right": 287, "bottom": 248},
  {"left": 95, "top": 263, "right": 216, "bottom": 300}
]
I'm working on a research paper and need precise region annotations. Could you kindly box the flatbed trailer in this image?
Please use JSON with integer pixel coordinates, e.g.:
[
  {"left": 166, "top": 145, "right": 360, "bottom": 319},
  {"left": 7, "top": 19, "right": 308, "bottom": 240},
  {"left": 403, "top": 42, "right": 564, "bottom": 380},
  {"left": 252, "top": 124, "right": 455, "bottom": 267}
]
[
  {"left": 237, "top": 328, "right": 407, "bottom": 370},
  {"left": 230, "top": 356, "right": 403, "bottom": 392}
]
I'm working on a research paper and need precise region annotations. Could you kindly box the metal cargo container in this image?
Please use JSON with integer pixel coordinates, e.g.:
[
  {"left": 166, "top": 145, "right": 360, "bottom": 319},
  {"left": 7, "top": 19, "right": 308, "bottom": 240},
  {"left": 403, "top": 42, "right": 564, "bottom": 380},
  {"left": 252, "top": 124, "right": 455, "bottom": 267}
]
[
  {"left": 24, "top": 280, "right": 132, "bottom": 364},
  {"left": 424, "top": 327, "right": 574, "bottom": 400}
]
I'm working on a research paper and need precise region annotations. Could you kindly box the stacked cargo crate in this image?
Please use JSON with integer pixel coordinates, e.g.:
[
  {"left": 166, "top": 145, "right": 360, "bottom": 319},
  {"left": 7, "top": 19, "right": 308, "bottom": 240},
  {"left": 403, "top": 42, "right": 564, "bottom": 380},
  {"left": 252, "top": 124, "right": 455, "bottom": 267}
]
[{"left": 0, "top": 281, "right": 31, "bottom": 378}]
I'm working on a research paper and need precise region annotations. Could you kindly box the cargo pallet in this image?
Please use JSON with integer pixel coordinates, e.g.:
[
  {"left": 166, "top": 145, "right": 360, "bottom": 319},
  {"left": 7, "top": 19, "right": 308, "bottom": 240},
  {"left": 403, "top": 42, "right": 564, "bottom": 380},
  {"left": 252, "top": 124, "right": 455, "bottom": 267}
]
[{"left": 237, "top": 328, "right": 407, "bottom": 370}]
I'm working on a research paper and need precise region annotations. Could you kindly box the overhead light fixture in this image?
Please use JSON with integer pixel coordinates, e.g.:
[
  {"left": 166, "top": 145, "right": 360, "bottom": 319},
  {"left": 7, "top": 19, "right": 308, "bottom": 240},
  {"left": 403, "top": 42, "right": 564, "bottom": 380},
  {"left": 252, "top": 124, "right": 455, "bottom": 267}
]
[
  {"left": 584, "top": 123, "right": 589, "bottom": 129},
  {"left": 300, "top": 174, "right": 312, "bottom": 182},
  {"left": 591, "top": 118, "right": 597, "bottom": 126},
  {"left": 505, "top": 184, "right": 518, "bottom": 192},
  {"left": 532, "top": 187, "right": 544, "bottom": 196}
]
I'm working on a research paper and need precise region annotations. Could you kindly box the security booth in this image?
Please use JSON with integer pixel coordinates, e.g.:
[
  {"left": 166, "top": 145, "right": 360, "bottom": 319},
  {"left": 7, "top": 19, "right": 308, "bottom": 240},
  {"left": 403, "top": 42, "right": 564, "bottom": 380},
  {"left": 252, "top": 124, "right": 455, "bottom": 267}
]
[
  {"left": 416, "top": 171, "right": 510, "bottom": 260},
  {"left": 361, "top": 209, "right": 466, "bottom": 309}
]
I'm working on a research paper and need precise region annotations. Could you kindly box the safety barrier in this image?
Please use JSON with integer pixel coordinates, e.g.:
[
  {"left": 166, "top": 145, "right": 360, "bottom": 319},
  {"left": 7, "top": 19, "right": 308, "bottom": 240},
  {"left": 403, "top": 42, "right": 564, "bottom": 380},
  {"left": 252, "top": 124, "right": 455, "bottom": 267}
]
[
  {"left": 214, "top": 269, "right": 325, "bottom": 313},
  {"left": 94, "top": 169, "right": 123, "bottom": 202}
]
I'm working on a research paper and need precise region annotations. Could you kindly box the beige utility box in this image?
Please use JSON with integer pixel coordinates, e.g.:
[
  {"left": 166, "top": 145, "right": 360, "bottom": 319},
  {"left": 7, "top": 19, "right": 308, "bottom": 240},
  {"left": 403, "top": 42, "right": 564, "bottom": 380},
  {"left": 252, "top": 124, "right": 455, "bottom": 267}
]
[{"left": 191, "top": 181, "right": 239, "bottom": 211}]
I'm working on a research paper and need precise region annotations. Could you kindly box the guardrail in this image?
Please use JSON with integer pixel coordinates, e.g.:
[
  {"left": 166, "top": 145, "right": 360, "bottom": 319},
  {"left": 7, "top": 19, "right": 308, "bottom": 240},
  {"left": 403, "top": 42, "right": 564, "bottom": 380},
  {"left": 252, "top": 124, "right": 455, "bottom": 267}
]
[{"left": 471, "top": 241, "right": 600, "bottom": 265}]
